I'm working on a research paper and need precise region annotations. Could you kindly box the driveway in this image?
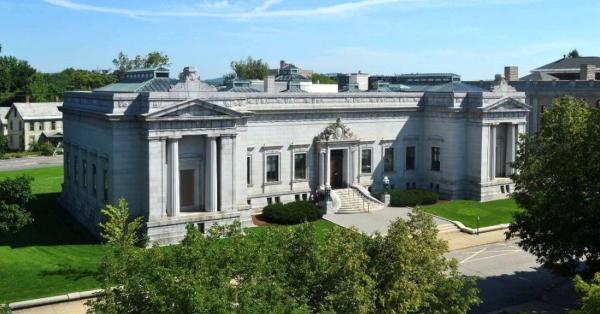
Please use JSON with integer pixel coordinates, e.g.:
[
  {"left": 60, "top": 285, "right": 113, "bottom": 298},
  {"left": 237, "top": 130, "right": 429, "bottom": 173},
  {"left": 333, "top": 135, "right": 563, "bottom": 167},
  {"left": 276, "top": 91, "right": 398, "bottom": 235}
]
[
  {"left": 324, "top": 207, "right": 448, "bottom": 235},
  {"left": 0, "top": 155, "right": 63, "bottom": 172},
  {"left": 447, "top": 241, "right": 577, "bottom": 313}
]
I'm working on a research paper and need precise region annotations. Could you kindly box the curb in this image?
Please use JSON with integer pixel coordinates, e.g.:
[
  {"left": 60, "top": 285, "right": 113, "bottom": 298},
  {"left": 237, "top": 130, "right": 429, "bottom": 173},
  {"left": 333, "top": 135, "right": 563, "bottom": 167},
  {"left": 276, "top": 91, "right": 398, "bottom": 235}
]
[
  {"left": 7, "top": 289, "right": 104, "bottom": 310},
  {"left": 428, "top": 213, "right": 509, "bottom": 235}
]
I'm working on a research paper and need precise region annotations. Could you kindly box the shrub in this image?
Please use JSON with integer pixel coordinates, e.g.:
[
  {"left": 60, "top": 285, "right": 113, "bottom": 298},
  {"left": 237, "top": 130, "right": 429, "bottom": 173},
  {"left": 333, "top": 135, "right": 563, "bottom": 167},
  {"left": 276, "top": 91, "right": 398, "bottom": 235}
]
[
  {"left": 387, "top": 189, "right": 438, "bottom": 207},
  {"left": 31, "top": 142, "right": 54, "bottom": 156},
  {"left": 262, "top": 201, "right": 323, "bottom": 225}
]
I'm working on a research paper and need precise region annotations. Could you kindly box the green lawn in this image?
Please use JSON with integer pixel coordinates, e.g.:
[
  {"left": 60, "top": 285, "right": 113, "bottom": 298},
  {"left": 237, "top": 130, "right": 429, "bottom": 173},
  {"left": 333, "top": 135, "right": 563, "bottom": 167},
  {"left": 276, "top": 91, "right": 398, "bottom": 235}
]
[
  {"left": 245, "top": 219, "right": 336, "bottom": 245},
  {"left": 0, "top": 166, "right": 109, "bottom": 304},
  {"left": 422, "top": 198, "right": 523, "bottom": 228},
  {"left": 0, "top": 166, "right": 336, "bottom": 303}
]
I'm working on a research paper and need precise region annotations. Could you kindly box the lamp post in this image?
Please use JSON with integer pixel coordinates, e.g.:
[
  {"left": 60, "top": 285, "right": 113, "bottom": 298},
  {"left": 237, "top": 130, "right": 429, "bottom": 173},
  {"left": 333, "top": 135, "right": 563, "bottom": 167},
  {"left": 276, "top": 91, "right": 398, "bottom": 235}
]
[{"left": 381, "top": 176, "right": 391, "bottom": 206}]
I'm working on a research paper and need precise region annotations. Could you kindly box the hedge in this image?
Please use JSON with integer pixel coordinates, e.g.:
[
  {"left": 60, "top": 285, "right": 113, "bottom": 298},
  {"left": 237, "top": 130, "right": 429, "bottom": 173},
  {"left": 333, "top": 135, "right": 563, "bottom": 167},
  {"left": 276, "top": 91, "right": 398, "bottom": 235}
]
[
  {"left": 387, "top": 189, "right": 438, "bottom": 207},
  {"left": 261, "top": 201, "right": 323, "bottom": 225}
]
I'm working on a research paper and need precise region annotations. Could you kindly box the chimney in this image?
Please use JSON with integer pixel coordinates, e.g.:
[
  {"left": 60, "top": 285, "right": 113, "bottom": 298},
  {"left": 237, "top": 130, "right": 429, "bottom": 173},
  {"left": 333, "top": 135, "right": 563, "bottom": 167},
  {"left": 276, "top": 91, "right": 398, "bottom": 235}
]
[
  {"left": 264, "top": 75, "right": 275, "bottom": 93},
  {"left": 580, "top": 64, "right": 596, "bottom": 80},
  {"left": 504, "top": 66, "right": 518, "bottom": 81}
]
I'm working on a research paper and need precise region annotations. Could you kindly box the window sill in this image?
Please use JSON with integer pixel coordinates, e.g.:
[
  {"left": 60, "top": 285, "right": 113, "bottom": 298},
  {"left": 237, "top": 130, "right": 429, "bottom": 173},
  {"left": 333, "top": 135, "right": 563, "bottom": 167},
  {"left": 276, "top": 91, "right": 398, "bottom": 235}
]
[
  {"left": 263, "top": 181, "right": 281, "bottom": 186},
  {"left": 292, "top": 179, "right": 308, "bottom": 183}
]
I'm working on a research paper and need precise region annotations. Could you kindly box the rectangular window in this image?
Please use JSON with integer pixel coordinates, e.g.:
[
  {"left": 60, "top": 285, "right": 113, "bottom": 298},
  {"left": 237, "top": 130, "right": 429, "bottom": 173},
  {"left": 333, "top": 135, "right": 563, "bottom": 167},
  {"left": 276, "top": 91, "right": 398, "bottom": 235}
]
[
  {"left": 92, "top": 164, "right": 97, "bottom": 194},
  {"left": 82, "top": 160, "right": 87, "bottom": 188},
  {"left": 9, "top": 120, "right": 13, "bottom": 130},
  {"left": 384, "top": 147, "right": 394, "bottom": 172},
  {"left": 294, "top": 153, "right": 307, "bottom": 180},
  {"left": 29, "top": 123, "right": 34, "bottom": 131},
  {"left": 51, "top": 121, "right": 56, "bottom": 130},
  {"left": 103, "top": 168, "right": 109, "bottom": 202},
  {"left": 431, "top": 147, "right": 441, "bottom": 171},
  {"left": 361, "top": 148, "right": 372, "bottom": 174},
  {"left": 266, "top": 155, "right": 279, "bottom": 182},
  {"left": 38, "top": 122, "right": 43, "bottom": 131},
  {"left": 246, "top": 155, "right": 252, "bottom": 185},
  {"left": 74, "top": 156, "right": 78, "bottom": 184},
  {"left": 19, "top": 121, "right": 22, "bottom": 131},
  {"left": 406, "top": 146, "right": 415, "bottom": 170}
]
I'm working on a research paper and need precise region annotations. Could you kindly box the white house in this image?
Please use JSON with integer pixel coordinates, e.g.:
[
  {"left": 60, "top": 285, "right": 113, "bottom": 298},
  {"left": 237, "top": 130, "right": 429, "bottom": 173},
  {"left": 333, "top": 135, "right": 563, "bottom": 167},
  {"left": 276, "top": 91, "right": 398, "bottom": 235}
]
[{"left": 61, "top": 67, "right": 529, "bottom": 244}]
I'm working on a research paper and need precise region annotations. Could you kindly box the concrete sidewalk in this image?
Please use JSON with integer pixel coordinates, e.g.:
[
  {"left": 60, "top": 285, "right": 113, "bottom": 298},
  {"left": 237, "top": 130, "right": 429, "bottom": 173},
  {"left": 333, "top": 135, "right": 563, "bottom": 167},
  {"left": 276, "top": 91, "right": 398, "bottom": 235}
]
[
  {"left": 12, "top": 299, "right": 88, "bottom": 314},
  {"left": 439, "top": 228, "right": 510, "bottom": 251}
]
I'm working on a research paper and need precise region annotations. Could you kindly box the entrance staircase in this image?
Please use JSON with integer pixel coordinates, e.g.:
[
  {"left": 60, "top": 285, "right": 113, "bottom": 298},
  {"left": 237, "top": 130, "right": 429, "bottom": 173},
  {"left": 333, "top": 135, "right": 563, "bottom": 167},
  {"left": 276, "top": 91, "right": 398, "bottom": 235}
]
[
  {"left": 335, "top": 187, "right": 383, "bottom": 214},
  {"left": 437, "top": 223, "right": 460, "bottom": 234}
]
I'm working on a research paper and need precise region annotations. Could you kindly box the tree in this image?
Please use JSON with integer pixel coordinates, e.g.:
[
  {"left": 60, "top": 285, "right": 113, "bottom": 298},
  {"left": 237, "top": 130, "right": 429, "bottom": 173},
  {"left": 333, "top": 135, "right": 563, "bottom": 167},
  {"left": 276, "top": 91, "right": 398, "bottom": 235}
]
[
  {"left": 89, "top": 199, "right": 479, "bottom": 313},
  {"left": 0, "top": 176, "right": 34, "bottom": 232},
  {"left": 27, "top": 68, "right": 116, "bottom": 102},
  {"left": 0, "top": 56, "right": 36, "bottom": 106},
  {"left": 572, "top": 273, "right": 600, "bottom": 314},
  {"left": 229, "top": 56, "right": 268, "bottom": 80},
  {"left": 312, "top": 73, "right": 337, "bottom": 84},
  {"left": 112, "top": 51, "right": 170, "bottom": 80},
  {"left": 0, "top": 134, "right": 7, "bottom": 158},
  {"left": 508, "top": 96, "right": 600, "bottom": 272},
  {"left": 568, "top": 49, "right": 580, "bottom": 58}
]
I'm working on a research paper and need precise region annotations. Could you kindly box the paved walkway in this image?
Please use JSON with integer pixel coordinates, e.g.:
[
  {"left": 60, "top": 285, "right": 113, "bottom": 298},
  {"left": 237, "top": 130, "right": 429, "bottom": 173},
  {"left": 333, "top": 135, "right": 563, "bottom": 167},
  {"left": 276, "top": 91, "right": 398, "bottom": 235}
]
[
  {"left": 0, "top": 155, "right": 63, "bottom": 172},
  {"left": 12, "top": 299, "right": 89, "bottom": 314},
  {"left": 324, "top": 206, "right": 448, "bottom": 236}
]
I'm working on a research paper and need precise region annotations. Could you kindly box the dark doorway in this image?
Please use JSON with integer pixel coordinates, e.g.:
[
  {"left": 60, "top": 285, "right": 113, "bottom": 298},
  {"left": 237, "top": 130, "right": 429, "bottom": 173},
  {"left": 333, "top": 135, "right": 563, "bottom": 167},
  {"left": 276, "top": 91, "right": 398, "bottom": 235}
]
[{"left": 330, "top": 150, "right": 344, "bottom": 189}]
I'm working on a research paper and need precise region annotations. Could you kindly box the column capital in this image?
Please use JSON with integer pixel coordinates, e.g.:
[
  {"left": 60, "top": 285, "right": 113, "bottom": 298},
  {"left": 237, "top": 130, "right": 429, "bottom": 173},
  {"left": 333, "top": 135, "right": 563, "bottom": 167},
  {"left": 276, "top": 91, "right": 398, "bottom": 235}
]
[{"left": 168, "top": 135, "right": 182, "bottom": 140}]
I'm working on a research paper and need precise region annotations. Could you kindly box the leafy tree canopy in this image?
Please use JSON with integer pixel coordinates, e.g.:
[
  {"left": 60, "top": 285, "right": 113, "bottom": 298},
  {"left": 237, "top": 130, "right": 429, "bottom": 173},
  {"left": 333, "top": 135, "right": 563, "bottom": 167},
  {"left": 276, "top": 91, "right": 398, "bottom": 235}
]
[
  {"left": 27, "top": 68, "right": 116, "bottom": 102},
  {"left": 311, "top": 73, "right": 337, "bottom": 84},
  {"left": 89, "top": 202, "right": 479, "bottom": 313},
  {"left": 0, "top": 176, "right": 34, "bottom": 232},
  {"left": 0, "top": 55, "right": 36, "bottom": 106},
  {"left": 229, "top": 56, "right": 269, "bottom": 80},
  {"left": 112, "top": 51, "right": 170, "bottom": 79},
  {"left": 568, "top": 49, "right": 580, "bottom": 58},
  {"left": 572, "top": 273, "right": 600, "bottom": 314},
  {"left": 508, "top": 96, "right": 600, "bottom": 272}
]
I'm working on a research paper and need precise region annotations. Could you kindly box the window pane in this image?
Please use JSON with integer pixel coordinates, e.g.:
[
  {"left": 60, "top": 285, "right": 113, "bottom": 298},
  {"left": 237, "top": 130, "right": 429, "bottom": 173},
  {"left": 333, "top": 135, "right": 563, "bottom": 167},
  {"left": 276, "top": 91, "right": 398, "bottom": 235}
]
[
  {"left": 266, "top": 155, "right": 279, "bottom": 182},
  {"left": 431, "top": 147, "right": 440, "bottom": 171},
  {"left": 294, "top": 153, "right": 307, "bottom": 180},
  {"left": 247, "top": 156, "right": 251, "bottom": 185},
  {"left": 361, "top": 149, "right": 372, "bottom": 173},
  {"left": 384, "top": 147, "right": 394, "bottom": 172},
  {"left": 406, "top": 146, "right": 415, "bottom": 170}
]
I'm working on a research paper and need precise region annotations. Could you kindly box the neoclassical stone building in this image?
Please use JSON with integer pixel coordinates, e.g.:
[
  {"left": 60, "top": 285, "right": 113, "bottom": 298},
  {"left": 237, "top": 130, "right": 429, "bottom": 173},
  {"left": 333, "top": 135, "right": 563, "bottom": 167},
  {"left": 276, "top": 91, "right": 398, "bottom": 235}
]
[{"left": 61, "top": 67, "right": 529, "bottom": 244}]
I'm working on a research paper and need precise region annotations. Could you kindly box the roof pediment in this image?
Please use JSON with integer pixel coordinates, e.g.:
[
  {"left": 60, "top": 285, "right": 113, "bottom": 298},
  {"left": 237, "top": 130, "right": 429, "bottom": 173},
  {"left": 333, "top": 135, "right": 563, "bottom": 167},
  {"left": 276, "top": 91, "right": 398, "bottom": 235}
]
[
  {"left": 483, "top": 97, "right": 530, "bottom": 112},
  {"left": 145, "top": 99, "right": 247, "bottom": 121}
]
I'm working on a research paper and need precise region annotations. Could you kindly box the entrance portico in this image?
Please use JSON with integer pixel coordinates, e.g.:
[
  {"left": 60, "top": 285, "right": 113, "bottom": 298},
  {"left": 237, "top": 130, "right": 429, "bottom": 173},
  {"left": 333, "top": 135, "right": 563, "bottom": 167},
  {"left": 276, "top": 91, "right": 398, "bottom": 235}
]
[{"left": 316, "top": 118, "right": 361, "bottom": 190}]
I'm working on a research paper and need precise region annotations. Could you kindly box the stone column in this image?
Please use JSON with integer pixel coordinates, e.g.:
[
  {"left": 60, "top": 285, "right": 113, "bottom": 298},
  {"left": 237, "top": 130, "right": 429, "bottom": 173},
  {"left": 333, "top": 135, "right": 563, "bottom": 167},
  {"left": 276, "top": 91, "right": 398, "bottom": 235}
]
[
  {"left": 319, "top": 150, "right": 325, "bottom": 189},
  {"left": 489, "top": 125, "right": 496, "bottom": 181},
  {"left": 167, "top": 137, "right": 180, "bottom": 217},
  {"left": 219, "top": 135, "right": 235, "bottom": 211},
  {"left": 352, "top": 145, "right": 359, "bottom": 185},
  {"left": 148, "top": 138, "right": 166, "bottom": 220},
  {"left": 505, "top": 124, "right": 516, "bottom": 175},
  {"left": 205, "top": 136, "right": 218, "bottom": 212}
]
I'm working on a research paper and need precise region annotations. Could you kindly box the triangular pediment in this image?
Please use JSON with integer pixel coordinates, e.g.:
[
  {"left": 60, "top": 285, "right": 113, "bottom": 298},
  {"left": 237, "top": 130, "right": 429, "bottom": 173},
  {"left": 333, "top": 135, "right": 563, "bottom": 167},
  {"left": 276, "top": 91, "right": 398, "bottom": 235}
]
[
  {"left": 483, "top": 97, "right": 531, "bottom": 112},
  {"left": 145, "top": 99, "right": 245, "bottom": 120}
]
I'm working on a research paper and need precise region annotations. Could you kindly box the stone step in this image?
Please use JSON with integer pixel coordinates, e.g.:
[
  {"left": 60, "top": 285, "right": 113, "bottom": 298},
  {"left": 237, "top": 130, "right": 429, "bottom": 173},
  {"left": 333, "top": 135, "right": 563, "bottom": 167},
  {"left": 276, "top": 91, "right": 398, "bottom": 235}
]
[{"left": 437, "top": 224, "right": 460, "bottom": 234}]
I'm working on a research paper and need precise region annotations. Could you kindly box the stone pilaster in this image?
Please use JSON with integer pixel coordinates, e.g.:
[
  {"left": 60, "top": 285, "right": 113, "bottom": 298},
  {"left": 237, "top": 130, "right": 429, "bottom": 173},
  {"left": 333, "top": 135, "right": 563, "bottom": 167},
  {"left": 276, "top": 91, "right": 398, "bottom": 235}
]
[
  {"left": 489, "top": 125, "right": 496, "bottom": 181},
  {"left": 167, "top": 137, "right": 180, "bottom": 217},
  {"left": 505, "top": 124, "right": 516, "bottom": 175},
  {"left": 219, "top": 135, "right": 236, "bottom": 211},
  {"left": 319, "top": 149, "right": 325, "bottom": 189},
  {"left": 351, "top": 145, "right": 359, "bottom": 185}
]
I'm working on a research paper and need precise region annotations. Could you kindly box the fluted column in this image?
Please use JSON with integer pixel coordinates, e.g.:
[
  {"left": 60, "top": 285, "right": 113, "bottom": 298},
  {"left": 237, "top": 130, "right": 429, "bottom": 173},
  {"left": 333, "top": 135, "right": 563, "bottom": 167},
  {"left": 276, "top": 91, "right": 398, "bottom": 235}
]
[
  {"left": 205, "top": 136, "right": 218, "bottom": 212},
  {"left": 325, "top": 149, "right": 331, "bottom": 188},
  {"left": 167, "top": 137, "right": 180, "bottom": 217}
]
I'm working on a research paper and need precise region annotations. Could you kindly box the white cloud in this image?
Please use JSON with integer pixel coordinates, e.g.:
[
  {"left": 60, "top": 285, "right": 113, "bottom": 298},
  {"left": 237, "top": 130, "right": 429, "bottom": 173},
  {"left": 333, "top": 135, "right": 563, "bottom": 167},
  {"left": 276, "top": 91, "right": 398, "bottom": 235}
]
[{"left": 43, "top": 0, "right": 536, "bottom": 19}]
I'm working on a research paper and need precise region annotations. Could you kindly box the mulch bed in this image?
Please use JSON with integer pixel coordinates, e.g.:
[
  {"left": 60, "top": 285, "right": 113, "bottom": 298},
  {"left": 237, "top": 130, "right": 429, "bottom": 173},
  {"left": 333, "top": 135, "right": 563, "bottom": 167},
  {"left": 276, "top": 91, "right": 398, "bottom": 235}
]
[{"left": 251, "top": 214, "right": 272, "bottom": 226}]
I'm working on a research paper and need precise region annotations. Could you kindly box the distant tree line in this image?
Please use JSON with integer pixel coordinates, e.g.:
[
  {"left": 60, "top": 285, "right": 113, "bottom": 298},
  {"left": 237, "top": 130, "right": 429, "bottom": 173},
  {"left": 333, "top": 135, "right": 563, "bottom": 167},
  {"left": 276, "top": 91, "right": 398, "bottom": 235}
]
[{"left": 0, "top": 44, "right": 170, "bottom": 106}]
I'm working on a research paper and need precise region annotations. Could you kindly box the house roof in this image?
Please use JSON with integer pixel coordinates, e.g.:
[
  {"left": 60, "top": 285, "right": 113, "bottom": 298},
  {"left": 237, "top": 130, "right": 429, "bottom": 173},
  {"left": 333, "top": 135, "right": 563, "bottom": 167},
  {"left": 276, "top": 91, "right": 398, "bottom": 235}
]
[
  {"left": 519, "top": 71, "right": 559, "bottom": 81},
  {"left": 535, "top": 57, "right": 600, "bottom": 71},
  {"left": 0, "top": 107, "right": 10, "bottom": 124},
  {"left": 12, "top": 102, "right": 62, "bottom": 120}
]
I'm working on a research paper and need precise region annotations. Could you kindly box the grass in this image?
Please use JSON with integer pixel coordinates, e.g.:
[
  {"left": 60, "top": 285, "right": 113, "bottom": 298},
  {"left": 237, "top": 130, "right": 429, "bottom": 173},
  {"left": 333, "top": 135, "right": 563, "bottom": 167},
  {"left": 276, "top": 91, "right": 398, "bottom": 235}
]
[
  {"left": 245, "top": 219, "right": 336, "bottom": 245},
  {"left": 0, "top": 165, "right": 337, "bottom": 303},
  {"left": 0, "top": 166, "right": 109, "bottom": 304},
  {"left": 422, "top": 198, "right": 523, "bottom": 228}
]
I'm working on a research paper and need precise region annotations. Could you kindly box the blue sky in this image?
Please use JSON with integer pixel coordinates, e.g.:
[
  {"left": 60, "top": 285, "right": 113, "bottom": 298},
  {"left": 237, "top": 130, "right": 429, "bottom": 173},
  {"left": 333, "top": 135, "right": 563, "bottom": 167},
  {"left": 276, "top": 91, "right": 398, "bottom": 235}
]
[{"left": 1, "top": 0, "right": 599, "bottom": 80}]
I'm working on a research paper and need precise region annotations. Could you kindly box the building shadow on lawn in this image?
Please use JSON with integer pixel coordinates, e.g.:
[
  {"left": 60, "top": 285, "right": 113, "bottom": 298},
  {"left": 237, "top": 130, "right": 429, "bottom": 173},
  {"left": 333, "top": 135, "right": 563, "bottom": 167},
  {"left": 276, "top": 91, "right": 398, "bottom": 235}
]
[
  {"left": 0, "top": 193, "right": 100, "bottom": 248},
  {"left": 470, "top": 267, "right": 578, "bottom": 314},
  {"left": 39, "top": 263, "right": 99, "bottom": 281}
]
